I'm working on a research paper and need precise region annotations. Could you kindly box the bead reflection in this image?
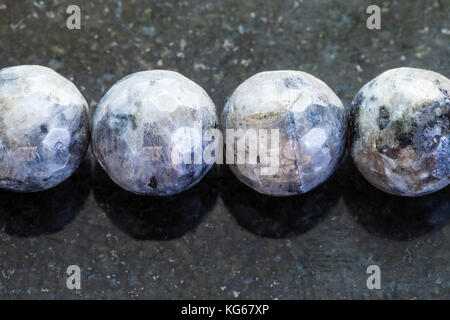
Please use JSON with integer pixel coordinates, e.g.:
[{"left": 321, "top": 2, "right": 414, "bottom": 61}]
[
  {"left": 0, "top": 160, "right": 91, "bottom": 237},
  {"left": 219, "top": 166, "right": 341, "bottom": 238},
  {"left": 342, "top": 159, "right": 449, "bottom": 241},
  {"left": 93, "top": 164, "right": 218, "bottom": 240}
]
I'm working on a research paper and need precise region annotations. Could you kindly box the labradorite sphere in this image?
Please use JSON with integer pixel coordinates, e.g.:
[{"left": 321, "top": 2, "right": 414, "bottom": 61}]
[
  {"left": 92, "top": 70, "right": 217, "bottom": 196},
  {"left": 0, "top": 65, "right": 89, "bottom": 192},
  {"left": 350, "top": 68, "right": 449, "bottom": 197},
  {"left": 222, "top": 70, "right": 347, "bottom": 196}
]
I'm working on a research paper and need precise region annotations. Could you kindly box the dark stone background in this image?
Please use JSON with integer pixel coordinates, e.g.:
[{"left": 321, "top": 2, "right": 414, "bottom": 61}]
[{"left": 0, "top": 0, "right": 448, "bottom": 299}]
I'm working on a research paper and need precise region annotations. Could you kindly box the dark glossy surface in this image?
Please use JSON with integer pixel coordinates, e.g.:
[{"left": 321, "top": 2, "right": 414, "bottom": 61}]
[
  {"left": 0, "top": 160, "right": 91, "bottom": 237},
  {"left": 342, "top": 159, "right": 450, "bottom": 241},
  {"left": 93, "top": 164, "right": 218, "bottom": 240},
  {"left": 0, "top": 0, "right": 448, "bottom": 299},
  {"left": 220, "top": 165, "right": 341, "bottom": 238}
]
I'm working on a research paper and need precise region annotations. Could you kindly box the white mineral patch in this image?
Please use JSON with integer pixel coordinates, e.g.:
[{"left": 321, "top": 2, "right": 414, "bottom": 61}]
[{"left": 300, "top": 128, "right": 327, "bottom": 152}]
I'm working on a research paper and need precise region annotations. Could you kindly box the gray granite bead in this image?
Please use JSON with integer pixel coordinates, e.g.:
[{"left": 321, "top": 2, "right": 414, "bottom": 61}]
[
  {"left": 222, "top": 70, "right": 347, "bottom": 196},
  {"left": 92, "top": 70, "right": 217, "bottom": 196},
  {"left": 0, "top": 65, "right": 89, "bottom": 192},
  {"left": 350, "top": 68, "right": 450, "bottom": 197}
]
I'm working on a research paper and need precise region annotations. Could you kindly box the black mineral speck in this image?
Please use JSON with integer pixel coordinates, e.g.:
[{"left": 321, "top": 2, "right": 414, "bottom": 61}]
[
  {"left": 397, "top": 133, "right": 412, "bottom": 148},
  {"left": 349, "top": 92, "right": 364, "bottom": 140},
  {"left": 149, "top": 176, "right": 158, "bottom": 189},
  {"left": 377, "top": 105, "right": 390, "bottom": 130},
  {"left": 283, "top": 77, "right": 299, "bottom": 89}
]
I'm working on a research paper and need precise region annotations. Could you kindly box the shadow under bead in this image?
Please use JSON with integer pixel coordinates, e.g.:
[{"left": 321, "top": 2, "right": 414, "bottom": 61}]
[
  {"left": 93, "top": 163, "right": 218, "bottom": 241},
  {"left": 219, "top": 165, "right": 341, "bottom": 238},
  {"left": 341, "top": 159, "right": 449, "bottom": 241},
  {"left": 0, "top": 159, "right": 91, "bottom": 237}
]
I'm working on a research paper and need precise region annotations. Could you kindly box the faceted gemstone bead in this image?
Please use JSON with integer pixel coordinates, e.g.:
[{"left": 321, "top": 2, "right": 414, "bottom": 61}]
[
  {"left": 221, "top": 70, "right": 347, "bottom": 196},
  {"left": 92, "top": 70, "right": 217, "bottom": 196},
  {"left": 0, "top": 65, "right": 89, "bottom": 192},
  {"left": 350, "top": 68, "right": 449, "bottom": 196}
]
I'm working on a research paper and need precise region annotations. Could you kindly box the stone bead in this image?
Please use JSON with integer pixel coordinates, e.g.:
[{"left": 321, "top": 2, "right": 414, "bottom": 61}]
[
  {"left": 0, "top": 65, "right": 89, "bottom": 192},
  {"left": 92, "top": 70, "right": 217, "bottom": 196},
  {"left": 222, "top": 70, "right": 347, "bottom": 196},
  {"left": 350, "top": 67, "right": 449, "bottom": 196}
]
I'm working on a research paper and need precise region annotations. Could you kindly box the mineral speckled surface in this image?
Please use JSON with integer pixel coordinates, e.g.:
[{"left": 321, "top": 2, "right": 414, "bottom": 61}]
[
  {"left": 92, "top": 70, "right": 217, "bottom": 196},
  {"left": 222, "top": 70, "right": 347, "bottom": 196},
  {"left": 0, "top": 65, "right": 89, "bottom": 192},
  {"left": 350, "top": 68, "right": 450, "bottom": 197}
]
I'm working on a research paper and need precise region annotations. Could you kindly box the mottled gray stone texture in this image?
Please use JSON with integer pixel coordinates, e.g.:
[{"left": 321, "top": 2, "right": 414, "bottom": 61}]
[
  {"left": 92, "top": 70, "right": 217, "bottom": 196},
  {"left": 0, "top": 65, "right": 89, "bottom": 192},
  {"left": 222, "top": 71, "right": 347, "bottom": 196},
  {"left": 0, "top": 0, "right": 448, "bottom": 300},
  {"left": 350, "top": 68, "right": 449, "bottom": 196}
]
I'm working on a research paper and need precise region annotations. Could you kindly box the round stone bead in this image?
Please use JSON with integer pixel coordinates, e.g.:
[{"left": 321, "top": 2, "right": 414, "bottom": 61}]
[
  {"left": 0, "top": 65, "right": 89, "bottom": 192},
  {"left": 350, "top": 68, "right": 449, "bottom": 196},
  {"left": 222, "top": 70, "right": 347, "bottom": 196},
  {"left": 92, "top": 70, "right": 217, "bottom": 196}
]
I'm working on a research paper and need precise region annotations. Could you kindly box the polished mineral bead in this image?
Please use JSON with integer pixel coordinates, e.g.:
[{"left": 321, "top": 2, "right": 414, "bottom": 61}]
[
  {"left": 221, "top": 70, "right": 347, "bottom": 196},
  {"left": 0, "top": 65, "right": 89, "bottom": 192},
  {"left": 92, "top": 70, "right": 217, "bottom": 196},
  {"left": 350, "top": 68, "right": 449, "bottom": 196}
]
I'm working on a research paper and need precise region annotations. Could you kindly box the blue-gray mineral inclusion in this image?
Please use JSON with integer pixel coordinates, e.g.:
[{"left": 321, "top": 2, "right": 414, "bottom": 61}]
[
  {"left": 350, "top": 68, "right": 449, "bottom": 196},
  {"left": 222, "top": 70, "right": 347, "bottom": 196},
  {"left": 0, "top": 65, "right": 89, "bottom": 192},
  {"left": 92, "top": 70, "right": 217, "bottom": 196}
]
